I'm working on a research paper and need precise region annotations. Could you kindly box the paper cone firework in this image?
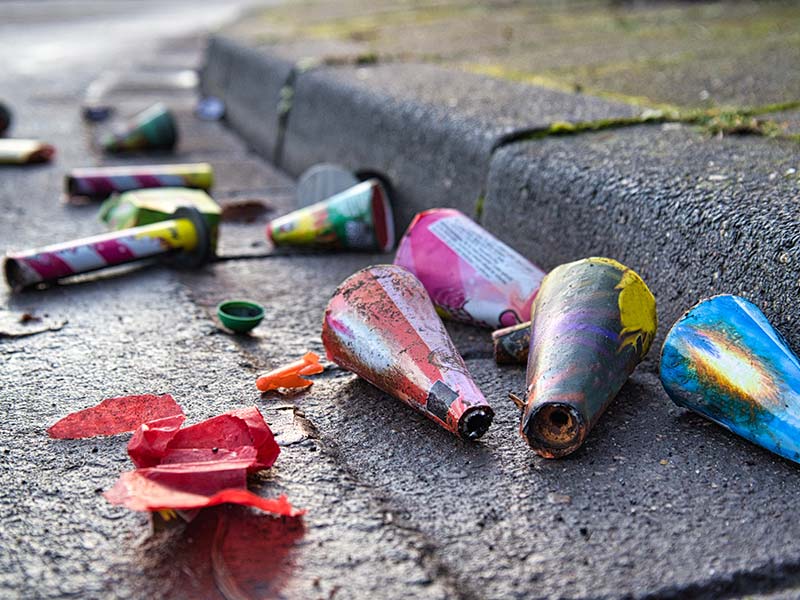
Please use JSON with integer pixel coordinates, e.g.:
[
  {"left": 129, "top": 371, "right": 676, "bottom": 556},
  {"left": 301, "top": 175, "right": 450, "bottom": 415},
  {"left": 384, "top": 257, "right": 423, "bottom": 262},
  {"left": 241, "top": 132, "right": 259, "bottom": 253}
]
[
  {"left": 321, "top": 265, "right": 494, "bottom": 440},
  {"left": 394, "top": 208, "right": 545, "bottom": 329},
  {"left": 660, "top": 295, "right": 800, "bottom": 465},
  {"left": 521, "top": 257, "right": 657, "bottom": 457},
  {"left": 102, "top": 103, "right": 178, "bottom": 153},
  {"left": 267, "top": 179, "right": 394, "bottom": 252}
]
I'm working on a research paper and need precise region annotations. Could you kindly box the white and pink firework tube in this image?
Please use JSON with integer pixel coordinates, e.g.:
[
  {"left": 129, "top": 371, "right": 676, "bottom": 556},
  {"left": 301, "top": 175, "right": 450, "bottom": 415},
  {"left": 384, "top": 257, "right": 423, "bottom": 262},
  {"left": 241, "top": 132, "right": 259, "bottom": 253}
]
[
  {"left": 65, "top": 163, "right": 213, "bottom": 200},
  {"left": 3, "top": 208, "right": 210, "bottom": 290}
]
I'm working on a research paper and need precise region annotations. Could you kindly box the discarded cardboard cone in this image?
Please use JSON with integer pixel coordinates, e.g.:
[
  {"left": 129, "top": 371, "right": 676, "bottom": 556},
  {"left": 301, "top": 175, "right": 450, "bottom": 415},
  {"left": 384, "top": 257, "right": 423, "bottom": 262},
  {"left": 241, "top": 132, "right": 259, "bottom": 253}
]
[
  {"left": 0, "top": 139, "right": 55, "bottom": 164},
  {"left": 492, "top": 321, "right": 531, "bottom": 365},
  {"left": 66, "top": 163, "right": 213, "bottom": 201},
  {"left": 520, "top": 257, "right": 657, "bottom": 458},
  {"left": 660, "top": 295, "right": 800, "bottom": 464},
  {"left": 322, "top": 265, "right": 494, "bottom": 440},
  {"left": 102, "top": 103, "right": 178, "bottom": 153},
  {"left": 267, "top": 179, "right": 394, "bottom": 252},
  {"left": 3, "top": 207, "right": 211, "bottom": 291},
  {"left": 394, "top": 208, "right": 545, "bottom": 329}
]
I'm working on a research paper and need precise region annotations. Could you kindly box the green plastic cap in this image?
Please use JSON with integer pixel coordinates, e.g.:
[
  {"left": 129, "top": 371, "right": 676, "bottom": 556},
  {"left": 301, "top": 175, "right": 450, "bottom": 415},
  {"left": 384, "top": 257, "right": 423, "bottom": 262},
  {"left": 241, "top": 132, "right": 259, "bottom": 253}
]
[{"left": 217, "top": 300, "right": 265, "bottom": 333}]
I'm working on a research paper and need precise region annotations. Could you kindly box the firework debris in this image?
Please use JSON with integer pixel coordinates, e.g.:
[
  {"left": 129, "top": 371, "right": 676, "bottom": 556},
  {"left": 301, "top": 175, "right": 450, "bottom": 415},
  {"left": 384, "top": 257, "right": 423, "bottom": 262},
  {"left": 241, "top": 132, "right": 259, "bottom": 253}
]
[
  {"left": 48, "top": 394, "right": 184, "bottom": 439},
  {"left": 661, "top": 294, "right": 800, "bottom": 465},
  {"left": 0, "top": 139, "right": 55, "bottom": 164},
  {"left": 102, "top": 103, "right": 177, "bottom": 153},
  {"left": 520, "top": 258, "right": 657, "bottom": 458},
  {"left": 256, "top": 352, "right": 324, "bottom": 393},
  {"left": 65, "top": 163, "right": 213, "bottom": 202},
  {"left": 322, "top": 265, "right": 494, "bottom": 440},
  {"left": 394, "top": 208, "right": 545, "bottom": 329},
  {"left": 267, "top": 179, "right": 394, "bottom": 252},
  {"left": 4, "top": 206, "right": 213, "bottom": 291}
]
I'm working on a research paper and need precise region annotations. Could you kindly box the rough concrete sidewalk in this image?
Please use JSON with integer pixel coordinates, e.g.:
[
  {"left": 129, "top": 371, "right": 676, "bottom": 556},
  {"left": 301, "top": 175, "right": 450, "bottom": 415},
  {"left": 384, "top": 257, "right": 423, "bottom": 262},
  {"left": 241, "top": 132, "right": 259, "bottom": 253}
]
[{"left": 194, "top": 1, "right": 800, "bottom": 599}]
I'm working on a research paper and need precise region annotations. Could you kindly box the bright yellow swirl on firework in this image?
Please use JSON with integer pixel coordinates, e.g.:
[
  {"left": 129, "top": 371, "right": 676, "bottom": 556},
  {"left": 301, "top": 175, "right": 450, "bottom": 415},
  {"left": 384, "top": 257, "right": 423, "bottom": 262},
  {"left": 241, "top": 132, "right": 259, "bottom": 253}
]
[{"left": 588, "top": 258, "right": 657, "bottom": 357}]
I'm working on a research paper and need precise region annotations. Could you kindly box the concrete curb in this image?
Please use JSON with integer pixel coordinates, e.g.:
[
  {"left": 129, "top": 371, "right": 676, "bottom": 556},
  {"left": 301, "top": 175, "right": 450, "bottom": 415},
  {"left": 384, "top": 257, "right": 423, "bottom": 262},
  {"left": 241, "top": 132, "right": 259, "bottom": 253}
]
[
  {"left": 200, "top": 36, "right": 800, "bottom": 347},
  {"left": 200, "top": 36, "right": 640, "bottom": 229}
]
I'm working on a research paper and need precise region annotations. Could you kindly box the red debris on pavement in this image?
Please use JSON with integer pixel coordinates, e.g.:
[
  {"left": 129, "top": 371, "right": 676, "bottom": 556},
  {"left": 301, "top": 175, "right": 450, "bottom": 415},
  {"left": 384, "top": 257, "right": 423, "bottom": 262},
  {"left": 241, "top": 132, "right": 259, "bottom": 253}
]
[
  {"left": 47, "top": 394, "right": 184, "bottom": 439},
  {"left": 105, "top": 405, "right": 298, "bottom": 516},
  {"left": 256, "top": 351, "right": 324, "bottom": 392}
]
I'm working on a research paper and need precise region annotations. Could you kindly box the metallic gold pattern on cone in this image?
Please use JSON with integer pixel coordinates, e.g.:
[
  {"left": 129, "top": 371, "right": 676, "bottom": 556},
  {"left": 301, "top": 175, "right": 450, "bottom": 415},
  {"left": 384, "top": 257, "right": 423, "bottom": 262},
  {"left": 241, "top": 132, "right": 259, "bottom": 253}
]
[{"left": 660, "top": 295, "right": 800, "bottom": 464}]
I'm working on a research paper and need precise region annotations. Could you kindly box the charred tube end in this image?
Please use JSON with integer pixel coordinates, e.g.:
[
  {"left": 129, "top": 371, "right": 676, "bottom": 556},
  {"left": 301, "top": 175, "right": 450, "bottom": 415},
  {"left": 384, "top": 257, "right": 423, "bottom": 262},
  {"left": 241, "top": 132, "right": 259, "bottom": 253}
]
[
  {"left": 4, "top": 257, "right": 35, "bottom": 292},
  {"left": 458, "top": 406, "right": 494, "bottom": 441},
  {"left": 522, "top": 403, "right": 586, "bottom": 458}
]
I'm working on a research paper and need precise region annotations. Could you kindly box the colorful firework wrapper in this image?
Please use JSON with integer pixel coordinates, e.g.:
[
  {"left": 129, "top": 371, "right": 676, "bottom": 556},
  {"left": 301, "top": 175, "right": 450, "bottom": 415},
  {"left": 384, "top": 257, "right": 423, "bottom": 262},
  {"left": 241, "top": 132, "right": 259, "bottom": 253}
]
[
  {"left": 66, "top": 162, "right": 213, "bottom": 201},
  {"left": 0, "top": 139, "right": 55, "bottom": 164},
  {"left": 322, "top": 264, "right": 494, "bottom": 440},
  {"left": 102, "top": 103, "right": 178, "bottom": 153},
  {"left": 267, "top": 179, "right": 394, "bottom": 252},
  {"left": 521, "top": 257, "right": 657, "bottom": 458},
  {"left": 3, "top": 207, "right": 212, "bottom": 291},
  {"left": 660, "top": 295, "right": 800, "bottom": 465},
  {"left": 492, "top": 321, "right": 531, "bottom": 365},
  {"left": 99, "top": 187, "right": 220, "bottom": 243},
  {"left": 393, "top": 208, "right": 545, "bottom": 329}
]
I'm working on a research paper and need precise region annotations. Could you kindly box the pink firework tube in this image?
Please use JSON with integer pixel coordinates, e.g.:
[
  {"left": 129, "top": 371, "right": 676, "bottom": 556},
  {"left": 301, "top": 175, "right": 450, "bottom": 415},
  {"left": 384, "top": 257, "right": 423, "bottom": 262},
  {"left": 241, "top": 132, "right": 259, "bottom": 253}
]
[
  {"left": 394, "top": 208, "right": 546, "bottom": 329},
  {"left": 3, "top": 207, "right": 211, "bottom": 291},
  {"left": 65, "top": 163, "right": 213, "bottom": 200},
  {"left": 321, "top": 264, "right": 494, "bottom": 440}
]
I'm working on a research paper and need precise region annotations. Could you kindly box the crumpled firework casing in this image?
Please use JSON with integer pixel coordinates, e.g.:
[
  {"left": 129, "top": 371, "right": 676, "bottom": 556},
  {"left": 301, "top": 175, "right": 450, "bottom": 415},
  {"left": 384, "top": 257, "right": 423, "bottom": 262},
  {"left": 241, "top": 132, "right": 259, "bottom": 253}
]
[
  {"left": 660, "top": 294, "right": 800, "bottom": 464},
  {"left": 321, "top": 265, "right": 494, "bottom": 440},
  {"left": 521, "top": 257, "right": 657, "bottom": 457},
  {"left": 394, "top": 208, "right": 545, "bottom": 329},
  {"left": 267, "top": 179, "right": 394, "bottom": 252}
]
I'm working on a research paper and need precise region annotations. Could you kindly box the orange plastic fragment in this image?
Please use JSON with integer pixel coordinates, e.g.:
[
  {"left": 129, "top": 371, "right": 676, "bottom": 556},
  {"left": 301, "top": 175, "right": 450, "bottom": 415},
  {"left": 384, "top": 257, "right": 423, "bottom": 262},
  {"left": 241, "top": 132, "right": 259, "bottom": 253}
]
[{"left": 256, "top": 352, "right": 324, "bottom": 392}]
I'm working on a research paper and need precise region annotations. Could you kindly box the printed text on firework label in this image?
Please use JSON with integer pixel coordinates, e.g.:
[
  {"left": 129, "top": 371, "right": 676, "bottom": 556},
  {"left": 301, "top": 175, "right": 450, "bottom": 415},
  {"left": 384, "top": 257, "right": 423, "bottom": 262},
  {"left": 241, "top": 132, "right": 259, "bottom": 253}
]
[{"left": 427, "top": 217, "right": 541, "bottom": 289}]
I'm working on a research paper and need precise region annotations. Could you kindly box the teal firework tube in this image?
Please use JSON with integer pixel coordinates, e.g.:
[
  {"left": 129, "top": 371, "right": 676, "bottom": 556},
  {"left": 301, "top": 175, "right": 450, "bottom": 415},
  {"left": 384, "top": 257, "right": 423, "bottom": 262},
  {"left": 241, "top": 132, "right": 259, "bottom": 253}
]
[
  {"left": 65, "top": 163, "right": 213, "bottom": 200},
  {"left": 102, "top": 103, "right": 178, "bottom": 153},
  {"left": 3, "top": 208, "right": 211, "bottom": 291}
]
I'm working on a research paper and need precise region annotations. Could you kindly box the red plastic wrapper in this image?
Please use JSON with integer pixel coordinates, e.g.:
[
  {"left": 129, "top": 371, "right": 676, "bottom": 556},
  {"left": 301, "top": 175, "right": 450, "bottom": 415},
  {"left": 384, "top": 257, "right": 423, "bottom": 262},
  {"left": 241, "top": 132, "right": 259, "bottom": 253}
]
[
  {"left": 47, "top": 394, "right": 184, "bottom": 439},
  {"left": 127, "top": 407, "right": 280, "bottom": 470},
  {"left": 106, "top": 406, "right": 289, "bottom": 515}
]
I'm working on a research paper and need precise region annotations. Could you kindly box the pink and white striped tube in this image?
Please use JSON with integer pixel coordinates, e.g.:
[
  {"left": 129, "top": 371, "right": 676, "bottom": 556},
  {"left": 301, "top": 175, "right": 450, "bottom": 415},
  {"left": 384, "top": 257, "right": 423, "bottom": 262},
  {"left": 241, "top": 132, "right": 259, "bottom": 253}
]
[
  {"left": 3, "top": 207, "right": 211, "bottom": 291},
  {"left": 64, "top": 163, "right": 213, "bottom": 200}
]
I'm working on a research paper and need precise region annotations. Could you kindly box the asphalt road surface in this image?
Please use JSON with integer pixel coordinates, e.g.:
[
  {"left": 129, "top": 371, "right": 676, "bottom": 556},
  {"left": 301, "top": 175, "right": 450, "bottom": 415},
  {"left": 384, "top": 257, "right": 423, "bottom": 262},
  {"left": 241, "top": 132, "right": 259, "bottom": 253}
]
[{"left": 4, "top": 2, "right": 800, "bottom": 600}]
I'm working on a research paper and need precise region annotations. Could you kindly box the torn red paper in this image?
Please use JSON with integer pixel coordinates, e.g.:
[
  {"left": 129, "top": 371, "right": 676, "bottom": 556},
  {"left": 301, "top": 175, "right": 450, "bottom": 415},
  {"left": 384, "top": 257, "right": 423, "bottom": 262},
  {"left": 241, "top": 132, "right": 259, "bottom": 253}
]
[
  {"left": 47, "top": 394, "right": 184, "bottom": 439},
  {"left": 105, "top": 405, "right": 292, "bottom": 516},
  {"left": 128, "top": 407, "right": 279, "bottom": 470},
  {"left": 256, "top": 352, "right": 324, "bottom": 392},
  {"left": 104, "top": 466, "right": 303, "bottom": 515}
]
